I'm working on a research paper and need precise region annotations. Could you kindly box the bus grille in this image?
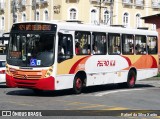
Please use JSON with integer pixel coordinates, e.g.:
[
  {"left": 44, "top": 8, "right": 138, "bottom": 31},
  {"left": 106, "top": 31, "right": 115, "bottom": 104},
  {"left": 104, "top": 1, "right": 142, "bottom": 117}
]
[
  {"left": 10, "top": 70, "right": 43, "bottom": 80},
  {"left": 14, "top": 79, "right": 38, "bottom": 88}
]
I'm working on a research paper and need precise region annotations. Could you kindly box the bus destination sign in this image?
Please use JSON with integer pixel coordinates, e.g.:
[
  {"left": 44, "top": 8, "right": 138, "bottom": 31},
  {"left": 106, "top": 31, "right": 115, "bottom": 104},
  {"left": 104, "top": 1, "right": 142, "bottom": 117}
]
[
  {"left": 18, "top": 24, "right": 51, "bottom": 31},
  {"left": 11, "top": 23, "right": 57, "bottom": 31}
]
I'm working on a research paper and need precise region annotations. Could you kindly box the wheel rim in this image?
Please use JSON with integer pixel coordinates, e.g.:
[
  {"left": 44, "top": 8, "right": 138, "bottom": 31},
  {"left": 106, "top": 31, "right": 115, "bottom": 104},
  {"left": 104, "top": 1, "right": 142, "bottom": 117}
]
[
  {"left": 76, "top": 78, "right": 82, "bottom": 90},
  {"left": 129, "top": 75, "right": 135, "bottom": 86}
]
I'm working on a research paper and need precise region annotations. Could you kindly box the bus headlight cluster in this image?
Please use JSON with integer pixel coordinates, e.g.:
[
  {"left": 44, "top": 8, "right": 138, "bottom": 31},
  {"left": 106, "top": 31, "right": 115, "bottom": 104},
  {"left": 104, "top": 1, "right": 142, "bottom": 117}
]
[{"left": 45, "top": 66, "right": 53, "bottom": 77}]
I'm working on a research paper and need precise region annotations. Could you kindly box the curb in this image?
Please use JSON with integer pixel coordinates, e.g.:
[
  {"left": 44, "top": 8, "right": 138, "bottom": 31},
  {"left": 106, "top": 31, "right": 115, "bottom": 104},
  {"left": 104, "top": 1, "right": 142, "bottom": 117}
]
[{"left": 141, "top": 77, "right": 160, "bottom": 81}]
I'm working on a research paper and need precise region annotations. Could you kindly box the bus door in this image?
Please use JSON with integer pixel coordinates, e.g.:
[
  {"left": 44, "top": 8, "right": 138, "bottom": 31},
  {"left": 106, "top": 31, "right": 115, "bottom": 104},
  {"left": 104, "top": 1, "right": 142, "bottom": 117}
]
[{"left": 57, "top": 31, "right": 74, "bottom": 75}]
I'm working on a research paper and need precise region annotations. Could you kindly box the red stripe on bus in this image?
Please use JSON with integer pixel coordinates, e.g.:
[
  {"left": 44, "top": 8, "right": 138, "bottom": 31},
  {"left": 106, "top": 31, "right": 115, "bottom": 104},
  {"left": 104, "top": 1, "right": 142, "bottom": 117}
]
[
  {"left": 121, "top": 56, "right": 132, "bottom": 66},
  {"left": 69, "top": 56, "right": 89, "bottom": 74},
  {"left": 151, "top": 56, "right": 158, "bottom": 68}
]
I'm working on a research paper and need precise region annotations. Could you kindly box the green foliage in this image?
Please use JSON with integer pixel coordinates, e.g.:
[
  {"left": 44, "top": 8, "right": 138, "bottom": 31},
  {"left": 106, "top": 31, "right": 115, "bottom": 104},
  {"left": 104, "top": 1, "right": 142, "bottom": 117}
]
[{"left": 156, "top": 73, "right": 160, "bottom": 77}]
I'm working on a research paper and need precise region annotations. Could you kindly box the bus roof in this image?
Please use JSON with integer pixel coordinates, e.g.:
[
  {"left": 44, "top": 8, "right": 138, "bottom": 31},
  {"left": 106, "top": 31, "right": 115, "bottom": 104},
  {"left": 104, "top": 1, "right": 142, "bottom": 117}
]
[{"left": 13, "top": 21, "right": 158, "bottom": 36}]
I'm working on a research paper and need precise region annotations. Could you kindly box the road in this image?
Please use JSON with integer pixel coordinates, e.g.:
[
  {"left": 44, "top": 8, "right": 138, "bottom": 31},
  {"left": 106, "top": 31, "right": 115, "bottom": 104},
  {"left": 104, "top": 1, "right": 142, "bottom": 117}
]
[{"left": 0, "top": 78, "right": 160, "bottom": 119}]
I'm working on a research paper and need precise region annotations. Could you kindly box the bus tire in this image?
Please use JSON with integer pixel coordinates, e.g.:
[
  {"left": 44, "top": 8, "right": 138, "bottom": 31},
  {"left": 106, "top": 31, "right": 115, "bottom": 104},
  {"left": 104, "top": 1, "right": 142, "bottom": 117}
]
[
  {"left": 73, "top": 76, "right": 83, "bottom": 94},
  {"left": 126, "top": 70, "right": 136, "bottom": 88}
]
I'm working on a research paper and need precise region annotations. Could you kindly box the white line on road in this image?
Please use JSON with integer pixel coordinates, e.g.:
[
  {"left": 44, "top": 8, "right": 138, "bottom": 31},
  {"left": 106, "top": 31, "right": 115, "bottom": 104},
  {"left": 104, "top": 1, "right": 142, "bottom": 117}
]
[{"left": 94, "top": 88, "right": 147, "bottom": 96}]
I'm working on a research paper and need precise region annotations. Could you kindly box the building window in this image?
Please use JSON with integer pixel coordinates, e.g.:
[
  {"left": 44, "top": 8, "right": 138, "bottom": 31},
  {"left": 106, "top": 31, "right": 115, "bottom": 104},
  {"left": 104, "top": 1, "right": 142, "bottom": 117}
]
[
  {"left": 136, "top": 14, "right": 141, "bottom": 28},
  {"left": 22, "top": 13, "right": 26, "bottom": 21},
  {"left": 44, "top": 10, "right": 49, "bottom": 21},
  {"left": 104, "top": 10, "right": 110, "bottom": 25},
  {"left": 123, "top": 12, "right": 129, "bottom": 27},
  {"left": 91, "top": 9, "right": 97, "bottom": 24},
  {"left": 70, "top": 8, "right": 77, "bottom": 20},
  {"left": 36, "top": 12, "right": 40, "bottom": 21}
]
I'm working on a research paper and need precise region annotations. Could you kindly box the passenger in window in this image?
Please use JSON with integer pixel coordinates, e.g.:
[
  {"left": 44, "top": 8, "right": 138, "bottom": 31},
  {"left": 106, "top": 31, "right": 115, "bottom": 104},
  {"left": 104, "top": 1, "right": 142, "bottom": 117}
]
[
  {"left": 93, "top": 45, "right": 100, "bottom": 54},
  {"left": 135, "top": 43, "right": 140, "bottom": 54},
  {"left": 58, "top": 46, "right": 64, "bottom": 55},
  {"left": 129, "top": 42, "right": 134, "bottom": 54},
  {"left": 140, "top": 44, "right": 146, "bottom": 54},
  {"left": 151, "top": 39, "right": 157, "bottom": 54},
  {"left": 113, "top": 45, "right": 120, "bottom": 54},
  {"left": 87, "top": 45, "right": 91, "bottom": 55},
  {"left": 75, "top": 42, "right": 80, "bottom": 54}
]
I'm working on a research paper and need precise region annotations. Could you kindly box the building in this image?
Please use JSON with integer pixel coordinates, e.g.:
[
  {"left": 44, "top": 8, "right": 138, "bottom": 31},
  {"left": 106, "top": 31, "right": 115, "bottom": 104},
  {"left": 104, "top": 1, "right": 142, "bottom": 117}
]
[{"left": 0, "top": 0, "right": 159, "bottom": 34}]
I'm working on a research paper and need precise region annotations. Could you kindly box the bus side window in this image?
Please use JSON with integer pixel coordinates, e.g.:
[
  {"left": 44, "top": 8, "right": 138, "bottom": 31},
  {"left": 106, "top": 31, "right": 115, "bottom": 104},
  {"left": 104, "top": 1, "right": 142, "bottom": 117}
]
[
  {"left": 135, "top": 35, "right": 146, "bottom": 55},
  {"left": 108, "top": 33, "right": 121, "bottom": 55},
  {"left": 122, "top": 34, "right": 134, "bottom": 55},
  {"left": 92, "top": 32, "right": 107, "bottom": 55},
  {"left": 75, "top": 31, "right": 91, "bottom": 55},
  {"left": 147, "top": 36, "right": 157, "bottom": 54},
  {"left": 58, "top": 33, "right": 73, "bottom": 63}
]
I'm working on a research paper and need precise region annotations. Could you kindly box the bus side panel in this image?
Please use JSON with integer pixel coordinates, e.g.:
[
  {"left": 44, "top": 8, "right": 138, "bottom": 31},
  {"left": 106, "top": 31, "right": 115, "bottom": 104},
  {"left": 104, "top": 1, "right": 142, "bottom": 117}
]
[
  {"left": 136, "top": 68, "right": 158, "bottom": 81},
  {"left": 55, "top": 75, "right": 74, "bottom": 90},
  {"left": 113, "top": 71, "right": 128, "bottom": 84}
]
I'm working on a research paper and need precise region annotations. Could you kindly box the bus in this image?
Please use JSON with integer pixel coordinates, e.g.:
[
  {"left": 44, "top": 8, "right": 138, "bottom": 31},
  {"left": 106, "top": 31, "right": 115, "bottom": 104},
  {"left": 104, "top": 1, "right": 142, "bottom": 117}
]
[
  {"left": 0, "top": 33, "right": 9, "bottom": 83},
  {"left": 6, "top": 21, "right": 158, "bottom": 94}
]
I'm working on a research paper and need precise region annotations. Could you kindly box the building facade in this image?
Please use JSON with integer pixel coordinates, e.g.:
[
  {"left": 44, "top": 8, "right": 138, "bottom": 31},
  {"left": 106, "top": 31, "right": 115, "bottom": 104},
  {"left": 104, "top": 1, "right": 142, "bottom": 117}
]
[{"left": 0, "top": 0, "right": 159, "bottom": 34}]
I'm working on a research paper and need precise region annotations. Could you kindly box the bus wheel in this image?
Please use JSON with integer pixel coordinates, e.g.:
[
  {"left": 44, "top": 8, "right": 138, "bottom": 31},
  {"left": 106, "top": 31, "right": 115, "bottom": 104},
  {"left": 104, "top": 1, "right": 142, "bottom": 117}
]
[
  {"left": 73, "top": 76, "right": 83, "bottom": 94},
  {"left": 127, "top": 70, "right": 136, "bottom": 88}
]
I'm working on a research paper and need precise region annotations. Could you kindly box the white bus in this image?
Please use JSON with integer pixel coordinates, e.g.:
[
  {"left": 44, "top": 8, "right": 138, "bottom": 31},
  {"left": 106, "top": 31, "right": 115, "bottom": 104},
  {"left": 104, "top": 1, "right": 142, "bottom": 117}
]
[
  {"left": 0, "top": 33, "right": 9, "bottom": 83},
  {"left": 6, "top": 21, "right": 158, "bottom": 94}
]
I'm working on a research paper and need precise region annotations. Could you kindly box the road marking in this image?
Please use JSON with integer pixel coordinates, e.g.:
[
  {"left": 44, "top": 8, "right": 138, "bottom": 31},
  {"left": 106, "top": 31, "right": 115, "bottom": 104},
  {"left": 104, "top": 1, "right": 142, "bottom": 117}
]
[
  {"left": 75, "top": 105, "right": 106, "bottom": 109},
  {"left": 66, "top": 102, "right": 91, "bottom": 105},
  {"left": 102, "top": 107, "right": 128, "bottom": 110},
  {"left": 94, "top": 88, "right": 147, "bottom": 96},
  {"left": 7, "top": 101, "right": 34, "bottom": 107}
]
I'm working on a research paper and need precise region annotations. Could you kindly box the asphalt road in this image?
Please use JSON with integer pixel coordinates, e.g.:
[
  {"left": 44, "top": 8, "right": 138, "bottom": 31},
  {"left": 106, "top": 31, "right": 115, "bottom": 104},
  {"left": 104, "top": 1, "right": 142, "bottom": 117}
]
[{"left": 0, "top": 77, "right": 160, "bottom": 119}]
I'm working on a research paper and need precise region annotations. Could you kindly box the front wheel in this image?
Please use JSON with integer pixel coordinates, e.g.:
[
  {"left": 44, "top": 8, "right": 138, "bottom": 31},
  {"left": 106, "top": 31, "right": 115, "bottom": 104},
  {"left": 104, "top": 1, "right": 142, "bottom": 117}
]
[
  {"left": 73, "top": 76, "right": 83, "bottom": 94},
  {"left": 118, "top": 70, "right": 136, "bottom": 88}
]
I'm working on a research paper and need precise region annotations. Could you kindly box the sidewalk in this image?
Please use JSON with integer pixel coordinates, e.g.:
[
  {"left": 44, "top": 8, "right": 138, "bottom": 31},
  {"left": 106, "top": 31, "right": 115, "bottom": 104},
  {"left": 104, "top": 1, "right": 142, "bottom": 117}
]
[{"left": 143, "top": 76, "right": 160, "bottom": 81}]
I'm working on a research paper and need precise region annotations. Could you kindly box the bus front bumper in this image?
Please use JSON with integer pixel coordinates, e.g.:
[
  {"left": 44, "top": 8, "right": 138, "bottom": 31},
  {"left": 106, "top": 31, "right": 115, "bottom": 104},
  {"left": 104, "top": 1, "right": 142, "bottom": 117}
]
[{"left": 6, "top": 74, "right": 55, "bottom": 91}]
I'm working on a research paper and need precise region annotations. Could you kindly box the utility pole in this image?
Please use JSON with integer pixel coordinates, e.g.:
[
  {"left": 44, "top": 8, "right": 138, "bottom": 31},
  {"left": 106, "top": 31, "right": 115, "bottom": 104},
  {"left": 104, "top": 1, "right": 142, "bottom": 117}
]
[
  {"left": 33, "top": 0, "right": 37, "bottom": 20},
  {"left": 12, "top": 0, "right": 16, "bottom": 23},
  {"left": 94, "top": 0, "right": 107, "bottom": 24},
  {"left": 110, "top": 0, "right": 114, "bottom": 25}
]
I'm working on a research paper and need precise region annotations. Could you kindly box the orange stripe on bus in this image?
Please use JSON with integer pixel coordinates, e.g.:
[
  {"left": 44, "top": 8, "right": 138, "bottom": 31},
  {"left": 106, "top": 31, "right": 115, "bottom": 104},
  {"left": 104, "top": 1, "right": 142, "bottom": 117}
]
[{"left": 69, "top": 56, "right": 90, "bottom": 74}]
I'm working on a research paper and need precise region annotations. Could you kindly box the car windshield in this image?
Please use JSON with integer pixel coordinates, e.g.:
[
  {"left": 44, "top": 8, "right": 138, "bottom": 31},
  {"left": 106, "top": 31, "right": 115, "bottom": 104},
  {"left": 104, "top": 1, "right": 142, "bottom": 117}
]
[{"left": 7, "top": 33, "right": 55, "bottom": 67}]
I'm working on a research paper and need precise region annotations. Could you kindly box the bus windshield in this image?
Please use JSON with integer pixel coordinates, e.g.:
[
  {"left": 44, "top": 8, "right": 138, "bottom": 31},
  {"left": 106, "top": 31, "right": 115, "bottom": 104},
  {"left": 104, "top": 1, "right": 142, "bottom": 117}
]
[{"left": 7, "top": 33, "right": 55, "bottom": 67}]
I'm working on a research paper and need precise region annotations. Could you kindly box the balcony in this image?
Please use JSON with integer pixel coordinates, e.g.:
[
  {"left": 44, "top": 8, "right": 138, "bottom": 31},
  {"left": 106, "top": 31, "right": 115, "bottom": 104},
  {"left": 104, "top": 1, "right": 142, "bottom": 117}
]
[
  {"left": 0, "top": 2, "right": 5, "bottom": 11},
  {"left": 36, "top": 0, "right": 48, "bottom": 5},
  {"left": 135, "top": 0, "right": 144, "bottom": 7},
  {"left": 16, "top": 0, "right": 26, "bottom": 9},
  {"left": 21, "top": 0, "right": 26, "bottom": 6},
  {"left": 103, "top": 0, "right": 112, "bottom": 4},
  {"left": 123, "top": 0, "right": 133, "bottom": 5},
  {"left": 90, "top": 0, "right": 100, "bottom": 4},
  {"left": 66, "top": 0, "right": 79, "bottom": 3},
  {"left": 152, "top": 1, "right": 160, "bottom": 8}
]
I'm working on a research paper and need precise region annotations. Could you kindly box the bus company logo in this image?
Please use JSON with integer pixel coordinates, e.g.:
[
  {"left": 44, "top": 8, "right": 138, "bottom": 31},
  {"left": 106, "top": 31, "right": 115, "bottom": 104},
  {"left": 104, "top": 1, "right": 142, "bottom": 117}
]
[
  {"left": 97, "top": 60, "right": 116, "bottom": 67},
  {"left": 2, "top": 111, "right": 11, "bottom": 116},
  {"left": 22, "top": 75, "right": 27, "bottom": 79}
]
